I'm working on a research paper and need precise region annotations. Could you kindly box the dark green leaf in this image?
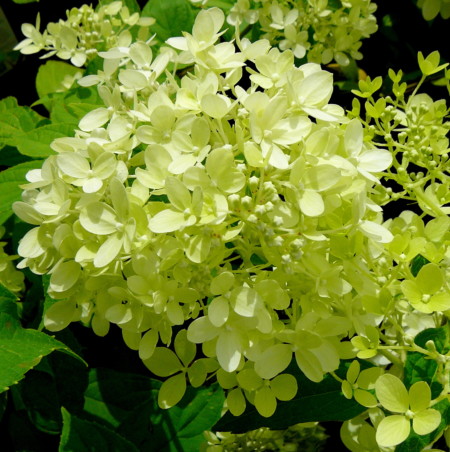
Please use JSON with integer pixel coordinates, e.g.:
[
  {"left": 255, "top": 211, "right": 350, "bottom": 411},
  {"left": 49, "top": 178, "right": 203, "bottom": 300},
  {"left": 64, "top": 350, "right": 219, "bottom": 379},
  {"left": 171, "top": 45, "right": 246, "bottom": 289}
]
[
  {"left": 0, "top": 283, "right": 19, "bottom": 320},
  {"left": 59, "top": 408, "right": 139, "bottom": 452},
  {"left": 410, "top": 254, "right": 431, "bottom": 277},
  {"left": 0, "top": 145, "right": 31, "bottom": 169},
  {"left": 83, "top": 368, "right": 224, "bottom": 451},
  {"left": 0, "top": 313, "right": 85, "bottom": 393},
  {"left": 18, "top": 370, "right": 62, "bottom": 434},
  {"left": 414, "top": 325, "right": 450, "bottom": 354},
  {"left": 142, "top": 0, "right": 195, "bottom": 41},
  {"left": 404, "top": 352, "right": 438, "bottom": 391},
  {"left": 0, "top": 160, "right": 44, "bottom": 225},
  {"left": 213, "top": 360, "right": 369, "bottom": 433}
]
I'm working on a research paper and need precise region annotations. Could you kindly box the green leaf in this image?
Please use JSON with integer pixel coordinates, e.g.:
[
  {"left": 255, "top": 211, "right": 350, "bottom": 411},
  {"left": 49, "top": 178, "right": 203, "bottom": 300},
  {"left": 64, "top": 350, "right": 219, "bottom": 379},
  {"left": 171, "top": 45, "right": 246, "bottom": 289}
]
[
  {"left": 0, "top": 98, "right": 45, "bottom": 148},
  {"left": 0, "top": 313, "right": 85, "bottom": 393},
  {"left": 213, "top": 360, "right": 369, "bottom": 433},
  {"left": 12, "top": 0, "right": 39, "bottom": 3},
  {"left": 83, "top": 368, "right": 224, "bottom": 451},
  {"left": 414, "top": 325, "right": 450, "bottom": 353},
  {"left": 18, "top": 370, "right": 62, "bottom": 434},
  {"left": 15, "top": 123, "right": 77, "bottom": 158},
  {"left": 0, "top": 160, "right": 44, "bottom": 225},
  {"left": 36, "top": 61, "right": 83, "bottom": 104},
  {"left": 404, "top": 352, "right": 438, "bottom": 392},
  {"left": 59, "top": 407, "right": 139, "bottom": 452},
  {"left": 0, "top": 283, "right": 19, "bottom": 320},
  {"left": 410, "top": 254, "right": 431, "bottom": 277},
  {"left": 142, "top": 0, "right": 195, "bottom": 41},
  {"left": 396, "top": 399, "right": 450, "bottom": 452},
  {"left": 0, "top": 146, "right": 31, "bottom": 168}
]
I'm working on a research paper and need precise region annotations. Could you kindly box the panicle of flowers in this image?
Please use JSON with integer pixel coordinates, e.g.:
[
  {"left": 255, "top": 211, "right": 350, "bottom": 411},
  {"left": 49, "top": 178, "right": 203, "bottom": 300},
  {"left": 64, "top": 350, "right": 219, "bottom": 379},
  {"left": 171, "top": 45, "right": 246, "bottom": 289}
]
[
  {"left": 190, "top": 0, "right": 378, "bottom": 66},
  {"left": 12, "top": 6, "right": 450, "bottom": 434},
  {"left": 13, "top": 1, "right": 155, "bottom": 67}
]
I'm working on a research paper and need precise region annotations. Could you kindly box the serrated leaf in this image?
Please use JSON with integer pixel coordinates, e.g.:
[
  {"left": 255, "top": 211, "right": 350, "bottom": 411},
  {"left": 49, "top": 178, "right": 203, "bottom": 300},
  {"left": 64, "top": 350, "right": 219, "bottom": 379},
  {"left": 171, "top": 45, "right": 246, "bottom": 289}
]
[
  {"left": 0, "top": 99, "right": 45, "bottom": 148},
  {"left": 15, "top": 123, "right": 77, "bottom": 157},
  {"left": 213, "top": 360, "right": 369, "bottom": 433},
  {"left": 0, "top": 313, "right": 85, "bottom": 393},
  {"left": 404, "top": 352, "right": 438, "bottom": 391},
  {"left": 0, "top": 160, "right": 44, "bottom": 225},
  {"left": 142, "top": 0, "right": 195, "bottom": 42},
  {"left": 59, "top": 408, "right": 139, "bottom": 452}
]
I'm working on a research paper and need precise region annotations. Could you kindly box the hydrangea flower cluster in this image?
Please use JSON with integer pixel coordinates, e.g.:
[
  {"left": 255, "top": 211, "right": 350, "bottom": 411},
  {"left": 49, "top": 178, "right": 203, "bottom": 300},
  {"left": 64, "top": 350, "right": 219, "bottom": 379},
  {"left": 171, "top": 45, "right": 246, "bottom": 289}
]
[
  {"left": 13, "top": 6, "right": 396, "bottom": 416},
  {"left": 191, "top": 0, "right": 378, "bottom": 66},
  {"left": 13, "top": 1, "right": 155, "bottom": 67},
  {"left": 12, "top": 5, "right": 450, "bottom": 447}
]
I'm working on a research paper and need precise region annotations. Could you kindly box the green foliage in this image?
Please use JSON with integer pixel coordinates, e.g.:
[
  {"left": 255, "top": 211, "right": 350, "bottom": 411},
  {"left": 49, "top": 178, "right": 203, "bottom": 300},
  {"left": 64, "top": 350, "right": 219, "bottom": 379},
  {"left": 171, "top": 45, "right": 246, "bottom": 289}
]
[
  {"left": 0, "top": 160, "right": 44, "bottom": 225},
  {"left": 141, "top": 0, "right": 195, "bottom": 42},
  {"left": 0, "top": 312, "right": 85, "bottom": 393},
  {"left": 60, "top": 408, "right": 140, "bottom": 452}
]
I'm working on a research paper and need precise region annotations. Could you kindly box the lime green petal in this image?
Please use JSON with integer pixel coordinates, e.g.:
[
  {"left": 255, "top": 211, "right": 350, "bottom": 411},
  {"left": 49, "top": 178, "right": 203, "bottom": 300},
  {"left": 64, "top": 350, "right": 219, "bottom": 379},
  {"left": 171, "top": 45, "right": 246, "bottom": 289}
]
[
  {"left": 409, "top": 381, "right": 431, "bottom": 412},
  {"left": 158, "top": 373, "right": 187, "bottom": 409},
  {"left": 174, "top": 329, "right": 196, "bottom": 367},
  {"left": 143, "top": 347, "right": 182, "bottom": 377},
  {"left": 254, "top": 386, "right": 277, "bottom": 418},
  {"left": 376, "top": 415, "right": 410, "bottom": 447},
  {"left": 227, "top": 388, "right": 246, "bottom": 416},
  {"left": 342, "top": 380, "right": 353, "bottom": 400},
  {"left": 188, "top": 360, "right": 207, "bottom": 387},
  {"left": 44, "top": 300, "right": 77, "bottom": 332},
  {"left": 216, "top": 330, "right": 241, "bottom": 373},
  {"left": 412, "top": 409, "right": 441, "bottom": 435},
  {"left": 254, "top": 344, "right": 292, "bottom": 379},
  {"left": 149, "top": 209, "right": 187, "bottom": 233},
  {"left": 49, "top": 261, "right": 81, "bottom": 292},
  {"left": 139, "top": 329, "right": 159, "bottom": 360},
  {"left": 346, "top": 360, "right": 360, "bottom": 384},
  {"left": 416, "top": 263, "right": 444, "bottom": 294},
  {"left": 354, "top": 389, "right": 378, "bottom": 408},
  {"left": 375, "top": 374, "right": 409, "bottom": 413},
  {"left": 270, "top": 374, "right": 298, "bottom": 401},
  {"left": 357, "top": 367, "right": 383, "bottom": 389},
  {"left": 208, "top": 296, "right": 229, "bottom": 328},
  {"left": 236, "top": 368, "right": 263, "bottom": 392}
]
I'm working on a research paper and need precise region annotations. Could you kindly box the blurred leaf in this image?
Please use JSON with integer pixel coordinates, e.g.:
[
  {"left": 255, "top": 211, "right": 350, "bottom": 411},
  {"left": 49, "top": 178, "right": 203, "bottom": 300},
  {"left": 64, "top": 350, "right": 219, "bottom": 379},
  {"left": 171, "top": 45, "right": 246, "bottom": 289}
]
[
  {"left": 15, "top": 123, "right": 76, "bottom": 157},
  {"left": 59, "top": 408, "right": 139, "bottom": 452},
  {"left": 36, "top": 61, "right": 83, "bottom": 103},
  {"left": 0, "top": 160, "right": 44, "bottom": 225},
  {"left": 0, "top": 313, "right": 85, "bottom": 393},
  {"left": 213, "top": 360, "right": 369, "bottom": 433},
  {"left": 142, "top": 0, "right": 195, "bottom": 41},
  {"left": 0, "top": 98, "right": 45, "bottom": 148}
]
